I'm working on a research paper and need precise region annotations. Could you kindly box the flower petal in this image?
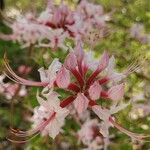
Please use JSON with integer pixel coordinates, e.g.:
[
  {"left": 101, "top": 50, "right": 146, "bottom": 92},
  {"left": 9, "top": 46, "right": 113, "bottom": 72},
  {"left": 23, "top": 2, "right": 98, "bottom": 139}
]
[
  {"left": 38, "top": 67, "right": 49, "bottom": 83},
  {"left": 106, "top": 55, "right": 115, "bottom": 74},
  {"left": 108, "top": 83, "right": 125, "bottom": 101},
  {"left": 48, "top": 58, "right": 62, "bottom": 81},
  {"left": 110, "top": 101, "right": 130, "bottom": 114},
  {"left": 64, "top": 52, "right": 77, "bottom": 70},
  {"left": 98, "top": 51, "right": 109, "bottom": 71},
  {"left": 100, "top": 122, "right": 110, "bottom": 138},
  {"left": 88, "top": 81, "right": 102, "bottom": 100},
  {"left": 92, "top": 105, "right": 110, "bottom": 121},
  {"left": 56, "top": 67, "right": 70, "bottom": 88},
  {"left": 74, "top": 41, "right": 84, "bottom": 63},
  {"left": 48, "top": 119, "right": 61, "bottom": 139},
  {"left": 74, "top": 93, "right": 89, "bottom": 114}
]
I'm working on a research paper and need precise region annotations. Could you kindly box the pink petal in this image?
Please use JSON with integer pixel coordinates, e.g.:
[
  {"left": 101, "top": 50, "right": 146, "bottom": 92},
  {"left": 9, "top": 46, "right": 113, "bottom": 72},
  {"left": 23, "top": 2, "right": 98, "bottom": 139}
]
[
  {"left": 74, "top": 93, "right": 89, "bottom": 114},
  {"left": 56, "top": 67, "right": 70, "bottom": 88},
  {"left": 108, "top": 83, "right": 125, "bottom": 101},
  {"left": 74, "top": 41, "right": 84, "bottom": 63},
  {"left": 98, "top": 51, "right": 109, "bottom": 71},
  {"left": 52, "top": 10, "right": 61, "bottom": 26},
  {"left": 64, "top": 52, "right": 77, "bottom": 70},
  {"left": 88, "top": 81, "right": 102, "bottom": 100}
]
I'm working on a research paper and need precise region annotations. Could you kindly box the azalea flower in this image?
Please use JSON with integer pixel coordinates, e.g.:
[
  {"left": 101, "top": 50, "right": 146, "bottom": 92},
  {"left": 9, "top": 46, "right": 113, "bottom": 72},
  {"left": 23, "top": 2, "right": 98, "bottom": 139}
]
[
  {"left": 0, "top": 0, "right": 109, "bottom": 49},
  {"left": 77, "top": 0, "right": 109, "bottom": 28},
  {"left": 32, "top": 89, "right": 69, "bottom": 139},
  {"left": 4, "top": 43, "right": 149, "bottom": 143}
]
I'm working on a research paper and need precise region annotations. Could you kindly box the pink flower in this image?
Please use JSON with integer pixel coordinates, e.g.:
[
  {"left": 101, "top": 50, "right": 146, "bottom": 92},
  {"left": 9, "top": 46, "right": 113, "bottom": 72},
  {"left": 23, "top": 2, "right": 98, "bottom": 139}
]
[
  {"left": 77, "top": 118, "right": 110, "bottom": 150},
  {"left": 32, "top": 89, "right": 69, "bottom": 139},
  {"left": 5, "top": 43, "right": 149, "bottom": 143},
  {"left": 78, "top": 119, "right": 102, "bottom": 145},
  {"left": 0, "top": 0, "right": 109, "bottom": 49},
  {"left": 38, "top": 29, "right": 69, "bottom": 50},
  {"left": 4, "top": 44, "right": 126, "bottom": 105}
]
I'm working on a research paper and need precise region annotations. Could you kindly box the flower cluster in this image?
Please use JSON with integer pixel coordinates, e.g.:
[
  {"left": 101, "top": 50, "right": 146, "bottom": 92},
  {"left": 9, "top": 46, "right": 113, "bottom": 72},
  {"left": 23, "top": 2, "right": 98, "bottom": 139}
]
[
  {"left": 1, "top": 1, "right": 149, "bottom": 149},
  {"left": 0, "top": 0, "right": 109, "bottom": 49},
  {"left": 4, "top": 42, "right": 149, "bottom": 146}
]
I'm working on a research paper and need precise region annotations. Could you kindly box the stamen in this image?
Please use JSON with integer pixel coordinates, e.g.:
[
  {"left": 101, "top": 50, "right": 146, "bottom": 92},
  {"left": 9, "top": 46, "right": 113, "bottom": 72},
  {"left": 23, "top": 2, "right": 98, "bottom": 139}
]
[
  {"left": 7, "top": 131, "right": 40, "bottom": 144},
  {"left": 4, "top": 57, "right": 48, "bottom": 87},
  {"left": 3, "top": 72, "right": 21, "bottom": 84},
  {"left": 109, "top": 117, "right": 150, "bottom": 142},
  {"left": 124, "top": 55, "right": 146, "bottom": 76},
  {"left": 10, "top": 128, "right": 39, "bottom": 137}
]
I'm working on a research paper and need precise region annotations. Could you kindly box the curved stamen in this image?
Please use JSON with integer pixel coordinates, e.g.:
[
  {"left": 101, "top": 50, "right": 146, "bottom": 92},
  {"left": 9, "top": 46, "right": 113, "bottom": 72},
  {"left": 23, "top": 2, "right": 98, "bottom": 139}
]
[
  {"left": 7, "top": 131, "right": 40, "bottom": 144},
  {"left": 10, "top": 112, "right": 56, "bottom": 138},
  {"left": 4, "top": 58, "right": 48, "bottom": 87},
  {"left": 124, "top": 56, "right": 146, "bottom": 76},
  {"left": 109, "top": 117, "right": 150, "bottom": 142}
]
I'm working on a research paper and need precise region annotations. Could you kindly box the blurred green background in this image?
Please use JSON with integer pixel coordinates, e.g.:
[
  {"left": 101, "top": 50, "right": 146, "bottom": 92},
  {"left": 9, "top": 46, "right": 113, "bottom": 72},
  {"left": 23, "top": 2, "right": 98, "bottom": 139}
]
[{"left": 0, "top": 0, "right": 149, "bottom": 149}]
